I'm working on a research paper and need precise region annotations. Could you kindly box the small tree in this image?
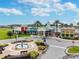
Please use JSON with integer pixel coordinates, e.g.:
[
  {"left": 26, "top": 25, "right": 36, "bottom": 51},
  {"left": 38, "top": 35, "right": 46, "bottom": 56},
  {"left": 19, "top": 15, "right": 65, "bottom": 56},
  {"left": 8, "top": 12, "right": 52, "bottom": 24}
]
[
  {"left": 24, "top": 31, "right": 27, "bottom": 34},
  {"left": 27, "top": 51, "right": 39, "bottom": 59},
  {"left": 7, "top": 31, "right": 13, "bottom": 38},
  {"left": 18, "top": 31, "right": 22, "bottom": 35}
]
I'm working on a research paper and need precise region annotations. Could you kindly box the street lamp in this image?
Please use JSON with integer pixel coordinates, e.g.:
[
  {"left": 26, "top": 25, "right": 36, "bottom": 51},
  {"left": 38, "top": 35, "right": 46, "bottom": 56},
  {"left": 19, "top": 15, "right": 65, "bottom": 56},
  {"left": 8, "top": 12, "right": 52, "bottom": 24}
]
[
  {"left": 55, "top": 23, "right": 60, "bottom": 37},
  {"left": 15, "top": 32, "right": 18, "bottom": 42}
]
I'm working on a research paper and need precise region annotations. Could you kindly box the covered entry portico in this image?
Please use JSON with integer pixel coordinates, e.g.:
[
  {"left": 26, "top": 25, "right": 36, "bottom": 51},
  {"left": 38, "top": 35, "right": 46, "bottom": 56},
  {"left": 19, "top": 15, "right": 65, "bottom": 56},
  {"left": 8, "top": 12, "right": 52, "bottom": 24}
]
[{"left": 37, "top": 27, "right": 57, "bottom": 37}]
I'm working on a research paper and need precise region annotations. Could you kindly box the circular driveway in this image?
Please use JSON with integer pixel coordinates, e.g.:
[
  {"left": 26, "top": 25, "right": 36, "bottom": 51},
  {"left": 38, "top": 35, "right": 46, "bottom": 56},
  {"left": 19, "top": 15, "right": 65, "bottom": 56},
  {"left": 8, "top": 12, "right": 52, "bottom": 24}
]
[
  {"left": 41, "top": 46, "right": 65, "bottom": 59},
  {"left": 0, "top": 37, "right": 79, "bottom": 59},
  {"left": 40, "top": 37, "right": 79, "bottom": 59},
  {"left": 40, "top": 38, "right": 66, "bottom": 59}
]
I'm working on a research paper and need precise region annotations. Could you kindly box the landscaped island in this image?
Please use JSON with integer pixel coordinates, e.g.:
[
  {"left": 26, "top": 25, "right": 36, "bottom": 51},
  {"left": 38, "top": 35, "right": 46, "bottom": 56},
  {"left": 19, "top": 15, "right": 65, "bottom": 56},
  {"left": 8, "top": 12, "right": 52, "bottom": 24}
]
[
  {"left": 68, "top": 46, "right": 79, "bottom": 53},
  {"left": 63, "top": 46, "right": 79, "bottom": 59},
  {"left": 65, "top": 46, "right": 79, "bottom": 56}
]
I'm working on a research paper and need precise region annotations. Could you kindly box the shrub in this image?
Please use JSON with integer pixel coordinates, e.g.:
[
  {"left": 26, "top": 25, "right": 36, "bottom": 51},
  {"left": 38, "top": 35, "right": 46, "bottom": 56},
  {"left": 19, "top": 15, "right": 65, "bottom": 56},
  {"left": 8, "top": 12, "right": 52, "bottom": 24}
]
[
  {"left": 35, "top": 40, "right": 45, "bottom": 46},
  {"left": 62, "top": 37, "right": 79, "bottom": 40},
  {"left": 0, "top": 44, "right": 8, "bottom": 47},
  {"left": 62, "top": 37, "right": 73, "bottom": 40},
  {"left": 38, "top": 46, "right": 46, "bottom": 50},
  {"left": 74, "top": 37, "right": 79, "bottom": 40},
  {"left": 7, "top": 31, "right": 13, "bottom": 38},
  {"left": 11, "top": 41, "right": 20, "bottom": 44},
  {"left": 27, "top": 51, "right": 39, "bottom": 59}
]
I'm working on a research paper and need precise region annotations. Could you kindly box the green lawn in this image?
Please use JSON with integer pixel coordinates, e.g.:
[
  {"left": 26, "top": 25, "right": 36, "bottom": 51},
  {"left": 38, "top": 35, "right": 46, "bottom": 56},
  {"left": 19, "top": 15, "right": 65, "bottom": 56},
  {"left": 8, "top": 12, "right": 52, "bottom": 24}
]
[
  {"left": 0, "top": 28, "right": 31, "bottom": 40},
  {"left": 68, "top": 46, "right": 79, "bottom": 53},
  {"left": 0, "top": 28, "right": 12, "bottom": 40}
]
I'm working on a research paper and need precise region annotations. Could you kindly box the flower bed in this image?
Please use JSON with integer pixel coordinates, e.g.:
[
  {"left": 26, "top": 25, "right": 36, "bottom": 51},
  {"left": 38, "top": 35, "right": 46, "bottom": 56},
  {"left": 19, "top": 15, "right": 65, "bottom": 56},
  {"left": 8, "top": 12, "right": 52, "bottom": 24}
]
[
  {"left": 0, "top": 44, "right": 8, "bottom": 47},
  {"left": 35, "top": 40, "right": 48, "bottom": 55},
  {"left": 27, "top": 51, "right": 39, "bottom": 59}
]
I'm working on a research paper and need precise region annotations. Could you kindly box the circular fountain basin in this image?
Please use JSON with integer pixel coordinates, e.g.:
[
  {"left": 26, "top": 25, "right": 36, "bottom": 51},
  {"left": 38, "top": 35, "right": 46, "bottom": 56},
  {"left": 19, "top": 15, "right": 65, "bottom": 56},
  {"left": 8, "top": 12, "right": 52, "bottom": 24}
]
[{"left": 16, "top": 44, "right": 29, "bottom": 49}]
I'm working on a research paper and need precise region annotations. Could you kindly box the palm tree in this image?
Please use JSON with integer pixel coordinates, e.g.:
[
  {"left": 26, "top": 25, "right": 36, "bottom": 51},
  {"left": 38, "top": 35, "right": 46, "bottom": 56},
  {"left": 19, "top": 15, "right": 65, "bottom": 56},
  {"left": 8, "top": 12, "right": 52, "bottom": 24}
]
[
  {"left": 33, "top": 21, "right": 43, "bottom": 28},
  {"left": 53, "top": 20, "right": 61, "bottom": 37},
  {"left": 60, "top": 23, "right": 64, "bottom": 27},
  {"left": 70, "top": 23, "right": 73, "bottom": 27},
  {"left": 77, "top": 22, "right": 79, "bottom": 26},
  {"left": 64, "top": 24, "right": 68, "bottom": 27},
  {"left": 53, "top": 20, "right": 60, "bottom": 32}
]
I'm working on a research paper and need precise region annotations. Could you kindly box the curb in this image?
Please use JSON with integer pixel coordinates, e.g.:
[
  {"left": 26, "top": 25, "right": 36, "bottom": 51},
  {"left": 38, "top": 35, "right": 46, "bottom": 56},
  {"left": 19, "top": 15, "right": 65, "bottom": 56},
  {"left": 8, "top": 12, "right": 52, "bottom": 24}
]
[
  {"left": 65, "top": 46, "right": 79, "bottom": 56},
  {"left": 37, "top": 43, "right": 49, "bottom": 59}
]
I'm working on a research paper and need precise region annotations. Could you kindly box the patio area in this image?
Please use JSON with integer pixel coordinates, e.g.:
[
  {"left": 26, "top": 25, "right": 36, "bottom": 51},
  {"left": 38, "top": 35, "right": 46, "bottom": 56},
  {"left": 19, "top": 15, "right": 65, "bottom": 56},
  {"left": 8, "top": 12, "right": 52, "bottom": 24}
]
[{"left": 0, "top": 40, "right": 38, "bottom": 59}]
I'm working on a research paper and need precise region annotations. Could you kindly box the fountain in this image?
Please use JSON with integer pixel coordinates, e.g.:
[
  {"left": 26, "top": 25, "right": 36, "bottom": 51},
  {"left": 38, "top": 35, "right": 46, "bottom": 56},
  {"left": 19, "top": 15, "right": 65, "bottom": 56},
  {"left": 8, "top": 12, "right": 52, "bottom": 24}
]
[{"left": 15, "top": 41, "right": 29, "bottom": 49}]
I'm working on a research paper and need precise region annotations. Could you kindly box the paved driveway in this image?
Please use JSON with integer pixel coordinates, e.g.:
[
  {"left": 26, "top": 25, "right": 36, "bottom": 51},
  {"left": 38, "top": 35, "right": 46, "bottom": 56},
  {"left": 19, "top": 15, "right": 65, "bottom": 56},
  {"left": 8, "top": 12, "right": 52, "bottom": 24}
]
[
  {"left": 40, "top": 37, "right": 79, "bottom": 59},
  {"left": 40, "top": 38, "right": 66, "bottom": 59},
  {"left": 41, "top": 46, "right": 65, "bottom": 59}
]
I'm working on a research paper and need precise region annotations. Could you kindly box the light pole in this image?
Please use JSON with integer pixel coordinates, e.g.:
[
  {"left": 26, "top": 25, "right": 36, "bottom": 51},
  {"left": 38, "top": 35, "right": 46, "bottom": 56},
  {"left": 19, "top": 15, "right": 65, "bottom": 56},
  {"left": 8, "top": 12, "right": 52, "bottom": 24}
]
[
  {"left": 15, "top": 32, "right": 18, "bottom": 42},
  {"left": 55, "top": 23, "right": 60, "bottom": 37}
]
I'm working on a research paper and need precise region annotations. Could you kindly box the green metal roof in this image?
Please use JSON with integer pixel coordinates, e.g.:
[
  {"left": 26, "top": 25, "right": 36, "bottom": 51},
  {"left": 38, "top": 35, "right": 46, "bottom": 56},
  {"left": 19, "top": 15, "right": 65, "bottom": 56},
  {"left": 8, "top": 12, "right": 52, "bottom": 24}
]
[{"left": 28, "top": 27, "right": 37, "bottom": 32}]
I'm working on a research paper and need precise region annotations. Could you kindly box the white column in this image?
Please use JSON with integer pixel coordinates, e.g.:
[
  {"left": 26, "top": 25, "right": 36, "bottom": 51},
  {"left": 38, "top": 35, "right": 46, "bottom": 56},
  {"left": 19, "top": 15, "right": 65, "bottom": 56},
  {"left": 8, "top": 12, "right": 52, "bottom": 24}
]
[{"left": 43, "top": 31, "right": 45, "bottom": 37}]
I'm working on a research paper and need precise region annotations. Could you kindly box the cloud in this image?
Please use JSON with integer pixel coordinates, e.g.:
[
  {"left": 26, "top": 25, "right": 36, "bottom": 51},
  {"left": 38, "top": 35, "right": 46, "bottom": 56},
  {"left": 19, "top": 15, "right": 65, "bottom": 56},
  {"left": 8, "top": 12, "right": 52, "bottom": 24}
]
[
  {"left": 51, "top": 0, "right": 60, "bottom": 3},
  {"left": 0, "top": 8, "right": 23, "bottom": 16},
  {"left": 53, "top": 3, "right": 64, "bottom": 11},
  {"left": 64, "top": 2, "right": 79, "bottom": 14},
  {"left": 18, "top": 0, "right": 60, "bottom": 3},
  {"left": 31, "top": 8, "right": 52, "bottom": 16},
  {"left": 31, "top": 3, "right": 64, "bottom": 16},
  {"left": 52, "top": 3, "right": 64, "bottom": 15},
  {"left": 18, "top": 0, "right": 60, "bottom": 7},
  {"left": 17, "top": 0, "right": 63, "bottom": 16},
  {"left": 73, "top": 16, "right": 79, "bottom": 25},
  {"left": 18, "top": 0, "right": 49, "bottom": 5},
  {"left": 53, "top": 2, "right": 79, "bottom": 16},
  {"left": 17, "top": 0, "right": 79, "bottom": 17},
  {"left": 64, "top": 2, "right": 77, "bottom": 10}
]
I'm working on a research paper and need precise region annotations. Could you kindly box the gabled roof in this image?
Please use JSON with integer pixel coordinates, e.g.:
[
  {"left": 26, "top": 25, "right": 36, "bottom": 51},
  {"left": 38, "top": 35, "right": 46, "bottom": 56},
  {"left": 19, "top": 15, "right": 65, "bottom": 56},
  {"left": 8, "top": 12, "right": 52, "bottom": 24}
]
[
  {"left": 37, "top": 27, "right": 46, "bottom": 31},
  {"left": 27, "top": 27, "right": 37, "bottom": 31},
  {"left": 45, "top": 22, "right": 51, "bottom": 30}
]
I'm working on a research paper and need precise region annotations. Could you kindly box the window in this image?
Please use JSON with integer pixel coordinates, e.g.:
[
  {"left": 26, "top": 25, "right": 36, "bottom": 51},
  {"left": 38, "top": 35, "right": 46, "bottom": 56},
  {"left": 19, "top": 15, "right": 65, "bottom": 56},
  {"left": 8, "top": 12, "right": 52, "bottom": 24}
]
[
  {"left": 66, "top": 34, "right": 69, "bottom": 37},
  {"left": 70, "top": 34, "right": 73, "bottom": 37},
  {"left": 62, "top": 34, "right": 64, "bottom": 36}
]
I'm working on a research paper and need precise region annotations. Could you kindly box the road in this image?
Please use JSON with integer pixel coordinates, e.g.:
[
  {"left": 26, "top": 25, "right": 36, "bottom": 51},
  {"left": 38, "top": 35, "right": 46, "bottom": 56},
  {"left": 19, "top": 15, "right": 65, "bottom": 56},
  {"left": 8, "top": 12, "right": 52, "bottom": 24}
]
[
  {"left": 41, "top": 46, "right": 65, "bottom": 59},
  {"left": 40, "top": 38, "right": 66, "bottom": 59},
  {"left": 0, "top": 37, "right": 40, "bottom": 44},
  {"left": 40, "top": 37, "right": 79, "bottom": 59},
  {"left": 0, "top": 37, "right": 25, "bottom": 44}
]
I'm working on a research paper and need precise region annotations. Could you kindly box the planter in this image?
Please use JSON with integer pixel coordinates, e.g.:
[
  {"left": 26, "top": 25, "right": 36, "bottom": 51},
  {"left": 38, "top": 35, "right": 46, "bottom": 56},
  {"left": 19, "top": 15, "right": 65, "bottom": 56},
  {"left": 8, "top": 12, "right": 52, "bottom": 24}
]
[
  {"left": 11, "top": 40, "right": 33, "bottom": 44},
  {"left": 37, "top": 43, "right": 49, "bottom": 59}
]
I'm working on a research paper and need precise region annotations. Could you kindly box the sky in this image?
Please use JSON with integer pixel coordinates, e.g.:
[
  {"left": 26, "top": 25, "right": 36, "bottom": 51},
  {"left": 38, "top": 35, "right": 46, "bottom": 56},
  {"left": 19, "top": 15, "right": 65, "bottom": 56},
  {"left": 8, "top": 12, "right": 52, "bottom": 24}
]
[{"left": 0, "top": 0, "right": 79, "bottom": 25}]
